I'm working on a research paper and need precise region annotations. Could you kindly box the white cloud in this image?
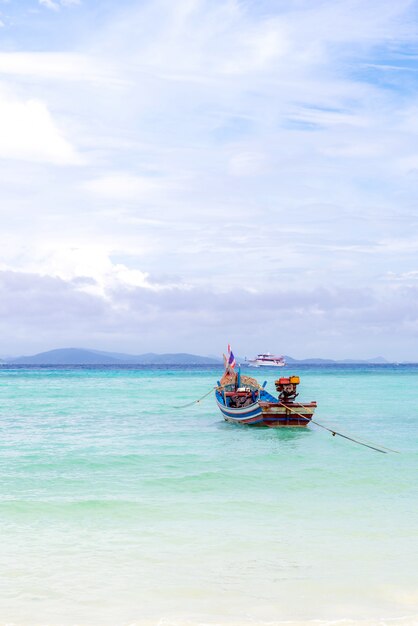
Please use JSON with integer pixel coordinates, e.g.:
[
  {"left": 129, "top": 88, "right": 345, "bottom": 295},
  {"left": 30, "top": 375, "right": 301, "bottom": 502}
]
[
  {"left": 0, "top": 244, "right": 186, "bottom": 304},
  {"left": 39, "top": 0, "right": 59, "bottom": 10},
  {"left": 228, "top": 152, "right": 265, "bottom": 176},
  {"left": 1, "top": 0, "right": 418, "bottom": 356},
  {"left": 83, "top": 174, "right": 160, "bottom": 200},
  {"left": 220, "top": 20, "right": 289, "bottom": 75},
  {"left": 0, "top": 52, "right": 119, "bottom": 84},
  {"left": 39, "top": 0, "right": 80, "bottom": 10},
  {"left": 1, "top": 264, "right": 418, "bottom": 359},
  {"left": 386, "top": 270, "right": 418, "bottom": 283},
  {"left": 0, "top": 92, "right": 81, "bottom": 164},
  {"left": 82, "top": 172, "right": 187, "bottom": 205}
]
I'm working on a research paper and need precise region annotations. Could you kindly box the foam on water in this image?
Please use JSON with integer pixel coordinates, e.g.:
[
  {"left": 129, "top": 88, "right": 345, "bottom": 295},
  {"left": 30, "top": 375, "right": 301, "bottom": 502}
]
[{"left": 0, "top": 364, "right": 417, "bottom": 625}]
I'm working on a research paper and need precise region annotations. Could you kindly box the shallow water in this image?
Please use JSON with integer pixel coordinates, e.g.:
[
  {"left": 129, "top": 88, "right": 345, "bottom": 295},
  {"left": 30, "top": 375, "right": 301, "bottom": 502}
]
[{"left": 0, "top": 364, "right": 417, "bottom": 625}]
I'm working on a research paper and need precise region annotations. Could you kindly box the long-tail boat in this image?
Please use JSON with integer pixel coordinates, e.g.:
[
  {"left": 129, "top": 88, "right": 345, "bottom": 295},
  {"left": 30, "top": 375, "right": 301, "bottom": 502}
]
[{"left": 215, "top": 361, "right": 317, "bottom": 427}]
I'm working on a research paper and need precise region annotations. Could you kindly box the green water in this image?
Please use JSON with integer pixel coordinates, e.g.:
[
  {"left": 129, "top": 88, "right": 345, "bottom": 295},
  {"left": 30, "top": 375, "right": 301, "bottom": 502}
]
[{"left": 0, "top": 365, "right": 417, "bottom": 625}]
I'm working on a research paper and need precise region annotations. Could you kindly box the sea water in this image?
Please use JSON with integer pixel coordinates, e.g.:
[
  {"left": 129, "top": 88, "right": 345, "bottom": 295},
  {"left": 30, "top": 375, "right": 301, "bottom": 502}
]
[{"left": 0, "top": 364, "right": 417, "bottom": 626}]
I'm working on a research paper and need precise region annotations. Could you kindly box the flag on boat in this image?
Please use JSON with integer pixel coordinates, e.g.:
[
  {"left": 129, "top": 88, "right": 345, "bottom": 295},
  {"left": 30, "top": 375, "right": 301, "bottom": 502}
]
[{"left": 227, "top": 344, "right": 236, "bottom": 369}]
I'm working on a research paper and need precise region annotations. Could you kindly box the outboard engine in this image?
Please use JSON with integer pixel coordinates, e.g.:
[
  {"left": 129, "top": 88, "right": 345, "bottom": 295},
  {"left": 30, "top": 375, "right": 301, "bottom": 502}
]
[{"left": 275, "top": 376, "right": 300, "bottom": 402}]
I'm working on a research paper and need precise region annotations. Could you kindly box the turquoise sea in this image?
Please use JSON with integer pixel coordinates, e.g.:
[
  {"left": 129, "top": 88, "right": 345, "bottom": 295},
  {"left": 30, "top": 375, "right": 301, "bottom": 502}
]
[{"left": 0, "top": 364, "right": 417, "bottom": 626}]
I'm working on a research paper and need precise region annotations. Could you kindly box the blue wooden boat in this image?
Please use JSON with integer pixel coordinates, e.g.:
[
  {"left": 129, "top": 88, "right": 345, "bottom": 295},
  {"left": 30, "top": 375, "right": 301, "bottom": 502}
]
[
  {"left": 215, "top": 367, "right": 276, "bottom": 426},
  {"left": 215, "top": 368, "right": 317, "bottom": 427}
]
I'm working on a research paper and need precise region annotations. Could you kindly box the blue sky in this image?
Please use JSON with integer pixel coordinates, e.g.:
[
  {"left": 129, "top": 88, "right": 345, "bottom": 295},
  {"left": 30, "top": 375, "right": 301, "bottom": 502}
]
[{"left": 1, "top": 0, "right": 418, "bottom": 359}]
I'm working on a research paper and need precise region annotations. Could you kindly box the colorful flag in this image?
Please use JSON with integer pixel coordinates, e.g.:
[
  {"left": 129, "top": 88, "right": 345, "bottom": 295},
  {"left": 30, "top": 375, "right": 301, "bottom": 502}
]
[{"left": 227, "top": 345, "right": 236, "bottom": 369}]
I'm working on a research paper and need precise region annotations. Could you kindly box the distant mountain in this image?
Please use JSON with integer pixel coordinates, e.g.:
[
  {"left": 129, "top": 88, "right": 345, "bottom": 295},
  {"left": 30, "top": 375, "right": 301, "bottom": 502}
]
[
  {"left": 4, "top": 348, "right": 392, "bottom": 366},
  {"left": 115, "top": 352, "right": 221, "bottom": 365},
  {"left": 284, "top": 355, "right": 336, "bottom": 364},
  {"left": 7, "top": 348, "right": 222, "bottom": 365},
  {"left": 283, "top": 355, "right": 389, "bottom": 365},
  {"left": 338, "top": 356, "right": 388, "bottom": 364},
  {"left": 9, "top": 348, "right": 122, "bottom": 365}
]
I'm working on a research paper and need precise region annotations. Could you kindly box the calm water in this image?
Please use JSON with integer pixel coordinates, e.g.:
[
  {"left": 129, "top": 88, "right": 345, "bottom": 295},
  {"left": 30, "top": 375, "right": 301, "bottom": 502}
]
[{"left": 0, "top": 364, "right": 417, "bottom": 626}]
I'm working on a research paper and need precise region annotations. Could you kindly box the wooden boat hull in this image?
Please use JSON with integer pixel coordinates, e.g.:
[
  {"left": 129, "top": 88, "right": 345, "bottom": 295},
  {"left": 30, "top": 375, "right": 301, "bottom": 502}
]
[
  {"left": 258, "top": 401, "right": 317, "bottom": 427},
  {"left": 216, "top": 394, "right": 317, "bottom": 428},
  {"left": 215, "top": 396, "right": 265, "bottom": 425}
]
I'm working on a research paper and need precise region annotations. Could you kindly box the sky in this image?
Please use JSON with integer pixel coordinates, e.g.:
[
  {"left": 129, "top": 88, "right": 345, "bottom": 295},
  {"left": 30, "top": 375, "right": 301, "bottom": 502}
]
[{"left": 1, "top": 0, "right": 418, "bottom": 359}]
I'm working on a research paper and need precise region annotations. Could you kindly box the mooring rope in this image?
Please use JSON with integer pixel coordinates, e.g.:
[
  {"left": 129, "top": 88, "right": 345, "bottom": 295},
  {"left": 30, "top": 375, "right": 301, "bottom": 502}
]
[
  {"left": 278, "top": 401, "right": 399, "bottom": 454},
  {"left": 172, "top": 386, "right": 399, "bottom": 454},
  {"left": 172, "top": 387, "right": 216, "bottom": 409}
]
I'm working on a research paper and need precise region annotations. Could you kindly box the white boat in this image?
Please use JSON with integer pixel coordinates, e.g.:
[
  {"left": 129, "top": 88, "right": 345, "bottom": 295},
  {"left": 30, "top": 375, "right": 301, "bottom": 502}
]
[{"left": 247, "top": 353, "right": 286, "bottom": 367}]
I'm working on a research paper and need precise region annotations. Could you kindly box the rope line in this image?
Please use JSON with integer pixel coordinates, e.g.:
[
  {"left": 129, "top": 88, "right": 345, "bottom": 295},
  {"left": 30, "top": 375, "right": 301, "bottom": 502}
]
[
  {"left": 172, "top": 386, "right": 399, "bottom": 455},
  {"left": 290, "top": 398, "right": 399, "bottom": 454},
  {"left": 172, "top": 387, "right": 216, "bottom": 409},
  {"left": 278, "top": 401, "right": 398, "bottom": 454}
]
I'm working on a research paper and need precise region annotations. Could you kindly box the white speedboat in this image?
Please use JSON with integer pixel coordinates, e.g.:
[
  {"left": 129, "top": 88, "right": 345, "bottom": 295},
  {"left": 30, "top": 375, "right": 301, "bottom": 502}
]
[{"left": 247, "top": 353, "right": 286, "bottom": 367}]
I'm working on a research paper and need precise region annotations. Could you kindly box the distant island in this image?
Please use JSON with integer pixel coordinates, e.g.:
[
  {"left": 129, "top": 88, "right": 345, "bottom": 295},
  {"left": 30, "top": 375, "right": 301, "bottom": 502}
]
[
  {"left": 3, "top": 348, "right": 222, "bottom": 366},
  {"left": 0, "top": 347, "right": 395, "bottom": 365},
  {"left": 283, "top": 355, "right": 389, "bottom": 365}
]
